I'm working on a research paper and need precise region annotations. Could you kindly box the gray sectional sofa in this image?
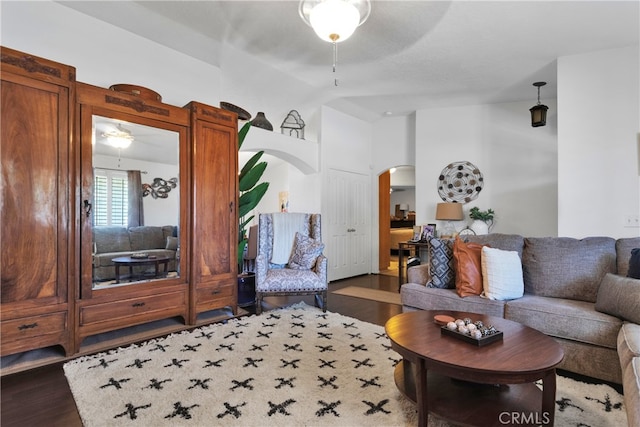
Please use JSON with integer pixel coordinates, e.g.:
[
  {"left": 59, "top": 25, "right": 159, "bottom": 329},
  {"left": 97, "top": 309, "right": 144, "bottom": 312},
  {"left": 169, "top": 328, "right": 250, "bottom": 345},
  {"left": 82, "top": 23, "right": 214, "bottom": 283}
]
[
  {"left": 400, "top": 234, "right": 640, "bottom": 426},
  {"left": 92, "top": 225, "right": 178, "bottom": 282}
]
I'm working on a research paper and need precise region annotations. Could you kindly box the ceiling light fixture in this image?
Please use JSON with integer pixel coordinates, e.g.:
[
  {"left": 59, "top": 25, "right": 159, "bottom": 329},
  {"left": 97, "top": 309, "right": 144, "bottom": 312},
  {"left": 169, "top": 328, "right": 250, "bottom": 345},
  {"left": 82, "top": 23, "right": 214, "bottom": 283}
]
[
  {"left": 101, "top": 123, "right": 134, "bottom": 149},
  {"left": 529, "top": 82, "right": 549, "bottom": 127},
  {"left": 299, "top": 0, "right": 371, "bottom": 85}
]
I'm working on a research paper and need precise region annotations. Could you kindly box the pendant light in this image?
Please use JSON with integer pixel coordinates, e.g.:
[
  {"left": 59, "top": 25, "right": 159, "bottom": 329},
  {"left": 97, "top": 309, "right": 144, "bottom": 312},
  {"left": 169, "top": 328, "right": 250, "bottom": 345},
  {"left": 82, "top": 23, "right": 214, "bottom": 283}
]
[
  {"left": 529, "top": 82, "right": 549, "bottom": 127},
  {"left": 299, "top": 0, "right": 371, "bottom": 85}
]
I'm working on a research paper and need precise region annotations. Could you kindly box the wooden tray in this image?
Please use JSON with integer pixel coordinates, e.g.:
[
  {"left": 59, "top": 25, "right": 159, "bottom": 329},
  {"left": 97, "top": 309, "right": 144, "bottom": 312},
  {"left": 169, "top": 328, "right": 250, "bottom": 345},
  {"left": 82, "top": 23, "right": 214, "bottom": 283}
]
[{"left": 441, "top": 326, "right": 503, "bottom": 346}]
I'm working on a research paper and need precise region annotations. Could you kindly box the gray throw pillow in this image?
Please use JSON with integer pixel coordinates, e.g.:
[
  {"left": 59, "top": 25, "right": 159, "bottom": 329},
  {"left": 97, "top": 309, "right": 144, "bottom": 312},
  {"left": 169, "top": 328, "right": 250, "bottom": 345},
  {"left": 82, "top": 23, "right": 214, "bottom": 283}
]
[
  {"left": 166, "top": 236, "right": 179, "bottom": 251},
  {"left": 628, "top": 248, "right": 640, "bottom": 279},
  {"left": 288, "top": 232, "right": 324, "bottom": 270},
  {"left": 595, "top": 273, "right": 640, "bottom": 323},
  {"left": 426, "top": 237, "right": 455, "bottom": 289}
]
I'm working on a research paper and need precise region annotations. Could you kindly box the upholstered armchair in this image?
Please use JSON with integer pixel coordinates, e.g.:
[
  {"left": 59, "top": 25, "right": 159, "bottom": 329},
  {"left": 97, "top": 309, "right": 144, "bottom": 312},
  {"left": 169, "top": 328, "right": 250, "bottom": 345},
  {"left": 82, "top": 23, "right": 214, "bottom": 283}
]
[{"left": 255, "top": 213, "right": 327, "bottom": 314}]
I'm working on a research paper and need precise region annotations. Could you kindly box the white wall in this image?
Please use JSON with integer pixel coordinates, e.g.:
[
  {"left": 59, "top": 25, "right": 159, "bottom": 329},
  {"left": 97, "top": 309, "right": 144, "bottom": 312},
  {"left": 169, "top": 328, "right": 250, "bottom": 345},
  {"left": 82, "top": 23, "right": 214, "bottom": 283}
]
[
  {"left": 414, "top": 100, "right": 558, "bottom": 237},
  {"left": 558, "top": 45, "right": 640, "bottom": 238},
  {"left": 372, "top": 115, "right": 416, "bottom": 176},
  {"left": 1, "top": 1, "right": 223, "bottom": 108}
]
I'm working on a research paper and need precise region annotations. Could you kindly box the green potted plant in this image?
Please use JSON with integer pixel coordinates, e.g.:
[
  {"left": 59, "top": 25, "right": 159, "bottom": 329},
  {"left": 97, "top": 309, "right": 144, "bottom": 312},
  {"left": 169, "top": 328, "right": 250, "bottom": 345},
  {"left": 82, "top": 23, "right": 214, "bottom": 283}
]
[
  {"left": 469, "top": 207, "right": 495, "bottom": 235},
  {"left": 237, "top": 122, "right": 269, "bottom": 268}
]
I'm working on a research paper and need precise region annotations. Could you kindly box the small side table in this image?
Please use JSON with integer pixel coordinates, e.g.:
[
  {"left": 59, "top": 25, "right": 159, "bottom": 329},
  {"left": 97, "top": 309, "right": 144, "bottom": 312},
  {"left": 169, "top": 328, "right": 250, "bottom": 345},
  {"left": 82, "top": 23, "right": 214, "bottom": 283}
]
[
  {"left": 112, "top": 256, "right": 171, "bottom": 283},
  {"left": 398, "top": 241, "right": 429, "bottom": 291}
]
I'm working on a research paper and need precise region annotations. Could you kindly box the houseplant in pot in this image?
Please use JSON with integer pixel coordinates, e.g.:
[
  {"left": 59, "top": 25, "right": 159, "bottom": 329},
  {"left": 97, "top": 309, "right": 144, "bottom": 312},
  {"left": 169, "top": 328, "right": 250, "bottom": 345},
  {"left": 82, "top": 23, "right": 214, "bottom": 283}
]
[
  {"left": 469, "top": 206, "right": 495, "bottom": 235},
  {"left": 237, "top": 122, "right": 269, "bottom": 306}
]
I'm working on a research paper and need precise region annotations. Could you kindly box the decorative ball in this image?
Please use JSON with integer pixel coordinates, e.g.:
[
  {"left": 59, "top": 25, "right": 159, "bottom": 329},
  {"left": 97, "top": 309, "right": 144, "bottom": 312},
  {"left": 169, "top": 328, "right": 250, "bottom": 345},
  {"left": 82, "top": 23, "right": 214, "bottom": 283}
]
[
  {"left": 467, "top": 323, "right": 477, "bottom": 331},
  {"left": 471, "top": 330, "right": 483, "bottom": 340},
  {"left": 474, "top": 321, "right": 484, "bottom": 328},
  {"left": 447, "top": 322, "right": 457, "bottom": 331},
  {"left": 458, "top": 326, "right": 469, "bottom": 335},
  {"left": 455, "top": 319, "right": 465, "bottom": 327},
  {"left": 463, "top": 317, "right": 472, "bottom": 325}
]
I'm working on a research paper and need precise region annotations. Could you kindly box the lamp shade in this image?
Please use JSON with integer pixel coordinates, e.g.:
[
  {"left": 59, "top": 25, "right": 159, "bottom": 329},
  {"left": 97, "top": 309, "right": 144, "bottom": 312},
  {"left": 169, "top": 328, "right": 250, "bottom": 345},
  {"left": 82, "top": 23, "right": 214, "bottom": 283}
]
[
  {"left": 399, "top": 203, "right": 409, "bottom": 211},
  {"left": 435, "top": 202, "right": 464, "bottom": 221},
  {"left": 530, "top": 104, "right": 548, "bottom": 127},
  {"left": 309, "top": 0, "right": 360, "bottom": 42}
]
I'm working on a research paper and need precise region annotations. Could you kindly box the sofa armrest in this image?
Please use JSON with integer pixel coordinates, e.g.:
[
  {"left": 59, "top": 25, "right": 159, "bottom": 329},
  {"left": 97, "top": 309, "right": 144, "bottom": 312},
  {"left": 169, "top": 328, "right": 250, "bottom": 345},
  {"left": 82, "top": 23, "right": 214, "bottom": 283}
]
[{"left": 407, "top": 264, "right": 430, "bottom": 285}]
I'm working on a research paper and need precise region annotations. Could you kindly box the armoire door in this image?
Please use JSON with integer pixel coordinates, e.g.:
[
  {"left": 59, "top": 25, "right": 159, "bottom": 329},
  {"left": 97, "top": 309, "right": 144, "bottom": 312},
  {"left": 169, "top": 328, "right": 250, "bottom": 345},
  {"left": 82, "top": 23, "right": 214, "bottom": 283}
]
[
  {"left": 326, "top": 168, "right": 371, "bottom": 281},
  {"left": 0, "top": 47, "right": 75, "bottom": 357},
  {"left": 186, "top": 102, "right": 238, "bottom": 322}
]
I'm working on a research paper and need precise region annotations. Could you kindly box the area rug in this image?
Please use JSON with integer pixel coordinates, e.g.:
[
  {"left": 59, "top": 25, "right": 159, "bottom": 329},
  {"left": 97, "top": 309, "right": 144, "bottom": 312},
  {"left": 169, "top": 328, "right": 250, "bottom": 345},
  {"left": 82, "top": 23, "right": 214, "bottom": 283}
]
[
  {"left": 64, "top": 303, "right": 627, "bottom": 427},
  {"left": 332, "top": 286, "right": 402, "bottom": 305}
]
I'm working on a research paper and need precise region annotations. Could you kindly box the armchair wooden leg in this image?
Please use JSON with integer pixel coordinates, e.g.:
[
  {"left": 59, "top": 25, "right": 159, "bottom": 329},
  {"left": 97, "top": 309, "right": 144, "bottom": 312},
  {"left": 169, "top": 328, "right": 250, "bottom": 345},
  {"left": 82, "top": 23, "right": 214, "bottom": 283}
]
[
  {"left": 315, "top": 291, "right": 327, "bottom": 312},
  {"left": 255, "top": 293, "right": 263, "bottom": 315}
]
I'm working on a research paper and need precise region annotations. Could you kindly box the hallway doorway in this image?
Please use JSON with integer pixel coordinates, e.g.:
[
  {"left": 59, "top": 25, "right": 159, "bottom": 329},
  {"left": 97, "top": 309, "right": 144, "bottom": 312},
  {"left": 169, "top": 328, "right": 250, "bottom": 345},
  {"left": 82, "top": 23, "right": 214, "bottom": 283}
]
[{"left": 378, "top": 166, "right": 415, "bottom": 276}]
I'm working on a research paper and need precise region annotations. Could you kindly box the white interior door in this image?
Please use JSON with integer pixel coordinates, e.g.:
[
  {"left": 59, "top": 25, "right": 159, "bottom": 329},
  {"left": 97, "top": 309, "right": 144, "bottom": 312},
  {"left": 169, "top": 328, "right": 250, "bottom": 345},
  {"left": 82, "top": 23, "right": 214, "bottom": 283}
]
[{"left": 326, "top": 168, "right": 370, "bottom": 281}]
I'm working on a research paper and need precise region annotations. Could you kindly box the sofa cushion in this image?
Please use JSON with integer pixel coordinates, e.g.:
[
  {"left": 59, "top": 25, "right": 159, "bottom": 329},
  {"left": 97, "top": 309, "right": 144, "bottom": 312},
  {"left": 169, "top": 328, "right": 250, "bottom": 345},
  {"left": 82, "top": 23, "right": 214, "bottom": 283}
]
[
  {"left": 129, "top": 226, "right": 166, "bottom": 250},
  {"left": 453, "top": 237, "right": 484, "bottom": 297},
  {"left": 595, "top": 273, "right": 640, "bottom": 323},
  {"left": 426, "top": 237, "right": 455, "bottom": 289},
  {"left": 522, "top": 237, "right": 616, "bottom": 302},
  {"left": 616, "top": 237, "right": 640, "bottom": 276},
  {"left": 93, "top": 226, "right": 131, "bottom": 253},
  {"left": 400, "top": 283, "right": 505, "bottom": 317},
  {"left": 481, "top": 247, "right": 524, "bottom": 301},
  {"left": 463, "top": 233, "right": 525, "bottom": 257},
  {"left": 505, "top": 295, "right": 622, "bottom": 349}
]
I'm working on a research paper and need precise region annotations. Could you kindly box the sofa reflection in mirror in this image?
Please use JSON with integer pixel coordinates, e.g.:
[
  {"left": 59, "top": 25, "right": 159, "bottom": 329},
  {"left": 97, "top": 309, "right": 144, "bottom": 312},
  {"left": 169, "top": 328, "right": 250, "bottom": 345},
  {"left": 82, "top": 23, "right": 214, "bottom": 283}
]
[{"left": 92, "top": 225, "right": 178, "bottom": 283}]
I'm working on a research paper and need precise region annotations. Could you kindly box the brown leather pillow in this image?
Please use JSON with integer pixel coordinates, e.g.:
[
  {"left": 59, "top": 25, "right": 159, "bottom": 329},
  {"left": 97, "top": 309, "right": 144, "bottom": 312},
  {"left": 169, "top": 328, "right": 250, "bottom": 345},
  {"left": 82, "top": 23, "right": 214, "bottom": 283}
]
[{"left": 453, "top": 237, "right": 487, "bottom": 297}]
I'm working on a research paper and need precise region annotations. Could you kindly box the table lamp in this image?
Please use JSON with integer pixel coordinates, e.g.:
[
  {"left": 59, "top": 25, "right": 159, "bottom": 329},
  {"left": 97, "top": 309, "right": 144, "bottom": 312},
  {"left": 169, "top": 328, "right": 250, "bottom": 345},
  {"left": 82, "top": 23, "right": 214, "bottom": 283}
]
[{"left": 435, "top": 202, "right": 464, "bottom": 237}]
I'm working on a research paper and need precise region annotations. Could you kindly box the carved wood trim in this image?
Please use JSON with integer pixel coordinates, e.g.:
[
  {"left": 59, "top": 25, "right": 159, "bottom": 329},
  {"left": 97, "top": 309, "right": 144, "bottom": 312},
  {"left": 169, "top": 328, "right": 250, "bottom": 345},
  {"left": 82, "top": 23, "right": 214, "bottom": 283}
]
[
  {"left": 200, "top": 107, "right": 234, "bottom": 123},
  {"left": 104, "top": 95, "right": 170, "bottom": 117},
  {"left": 1, "top": 53, "right": 61, "bottom": 78}
]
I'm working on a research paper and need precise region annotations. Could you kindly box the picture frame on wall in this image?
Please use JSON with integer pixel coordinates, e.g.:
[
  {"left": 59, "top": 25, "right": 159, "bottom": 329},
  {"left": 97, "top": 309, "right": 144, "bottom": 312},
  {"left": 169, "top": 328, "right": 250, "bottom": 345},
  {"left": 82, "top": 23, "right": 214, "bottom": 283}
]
[{"left": 420, "top": 224, "right": 436, "bottom": 242}]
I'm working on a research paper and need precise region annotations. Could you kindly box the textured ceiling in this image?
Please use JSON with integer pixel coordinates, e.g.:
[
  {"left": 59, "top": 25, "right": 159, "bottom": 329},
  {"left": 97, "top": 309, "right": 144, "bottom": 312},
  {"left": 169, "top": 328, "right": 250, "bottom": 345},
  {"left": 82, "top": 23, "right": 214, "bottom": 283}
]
[{"left": 61, "top": 1, "right": 639, "bottom": 121}]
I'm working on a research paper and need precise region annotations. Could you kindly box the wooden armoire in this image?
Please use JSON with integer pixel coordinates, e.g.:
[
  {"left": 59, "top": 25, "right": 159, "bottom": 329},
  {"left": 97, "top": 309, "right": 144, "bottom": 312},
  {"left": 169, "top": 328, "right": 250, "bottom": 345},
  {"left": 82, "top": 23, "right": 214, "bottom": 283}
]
[{"left": 1, "top": 46, "right": 239, "bottom": 371}]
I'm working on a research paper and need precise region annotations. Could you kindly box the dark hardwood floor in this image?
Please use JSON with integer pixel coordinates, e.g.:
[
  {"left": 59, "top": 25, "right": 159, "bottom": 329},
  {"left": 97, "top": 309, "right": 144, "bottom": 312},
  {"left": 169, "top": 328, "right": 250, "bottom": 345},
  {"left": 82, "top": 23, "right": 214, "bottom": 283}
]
[{"left": 0, "top": 273, "right": 402, "bottom": 427}]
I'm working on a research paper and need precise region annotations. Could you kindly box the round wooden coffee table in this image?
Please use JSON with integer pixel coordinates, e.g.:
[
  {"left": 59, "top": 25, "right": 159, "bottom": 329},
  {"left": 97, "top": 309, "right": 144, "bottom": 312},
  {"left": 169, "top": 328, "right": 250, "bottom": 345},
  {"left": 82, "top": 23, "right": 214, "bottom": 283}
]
[
  {"left": 385, "top": 310, "right": 564, "bottom": 427},
  {"left": 112, "top": 255, "right": 171, "bottom": 283}
]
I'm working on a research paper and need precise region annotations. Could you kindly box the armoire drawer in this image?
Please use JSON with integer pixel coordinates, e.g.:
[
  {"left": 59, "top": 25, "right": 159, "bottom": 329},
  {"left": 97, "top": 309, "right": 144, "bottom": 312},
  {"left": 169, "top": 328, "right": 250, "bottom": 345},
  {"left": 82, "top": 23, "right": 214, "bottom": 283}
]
[
  {"left": 196, "top": 283, "right": 234, "bottom": 310},
  {"left": 80, "top": 291, "right": 187, "bottom": 326},
  {"left": 1, "top": 312, "right": 67, "bottom": 342}
]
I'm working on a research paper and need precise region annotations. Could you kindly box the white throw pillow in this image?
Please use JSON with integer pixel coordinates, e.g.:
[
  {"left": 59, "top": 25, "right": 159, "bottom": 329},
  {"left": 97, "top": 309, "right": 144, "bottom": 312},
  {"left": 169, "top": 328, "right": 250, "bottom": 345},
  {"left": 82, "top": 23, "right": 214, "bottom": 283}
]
[{"left": 481, "top": 246, "right": 524, "bottom": 300}]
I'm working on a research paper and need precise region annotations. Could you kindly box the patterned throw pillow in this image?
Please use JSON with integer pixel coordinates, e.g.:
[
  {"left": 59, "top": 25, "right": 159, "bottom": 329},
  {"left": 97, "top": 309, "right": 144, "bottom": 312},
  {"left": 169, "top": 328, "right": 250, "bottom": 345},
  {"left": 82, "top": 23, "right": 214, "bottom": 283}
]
[
  {"left": 426, "top": 237, "right": 455, "bottom": 289},
  {"left": 288, "top": 232, "right": 324, "bottom": 270}
]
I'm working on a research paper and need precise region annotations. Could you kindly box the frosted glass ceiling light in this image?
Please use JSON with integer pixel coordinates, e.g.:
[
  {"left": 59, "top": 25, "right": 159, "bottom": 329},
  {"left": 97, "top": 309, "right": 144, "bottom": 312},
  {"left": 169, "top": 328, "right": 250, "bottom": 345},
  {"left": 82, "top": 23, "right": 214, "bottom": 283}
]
[
  {"left": 308, "top": 0, "right": 360, "bottom": 43},
  {"left": 299, "top": 0, "right": 371, "bottom": 85},
  {"left": 102, "top": 123, "right": 134, "bottom": 149}
]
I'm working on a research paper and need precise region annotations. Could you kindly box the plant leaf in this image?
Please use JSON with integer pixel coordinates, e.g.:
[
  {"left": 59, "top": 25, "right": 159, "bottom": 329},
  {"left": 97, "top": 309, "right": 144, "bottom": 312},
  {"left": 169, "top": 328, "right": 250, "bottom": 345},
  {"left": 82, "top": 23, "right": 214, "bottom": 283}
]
[
  {"left": 239, "top": 161, "right": 267, "bottom": 192},
  {"left": 239, "top": 182, "right": 269, "bottom": 218},
  {"left": 239, "top": 151, "right": 264, "bottom": 181},
  {"left": 238, "top": 122, "right": 251, "bottom": 150}
]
